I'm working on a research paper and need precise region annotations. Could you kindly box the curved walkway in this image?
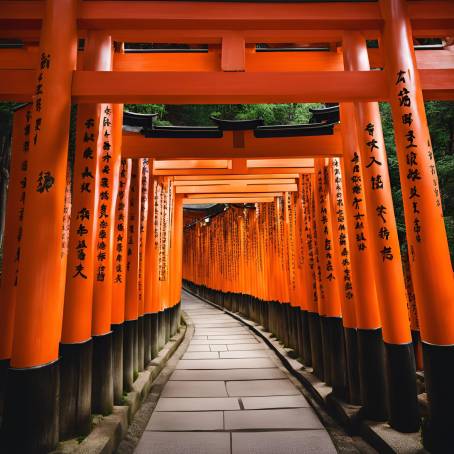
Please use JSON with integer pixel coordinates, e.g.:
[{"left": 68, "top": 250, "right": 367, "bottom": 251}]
[{"left": 134, "top": 291, "right": 337, "bottom": 454}]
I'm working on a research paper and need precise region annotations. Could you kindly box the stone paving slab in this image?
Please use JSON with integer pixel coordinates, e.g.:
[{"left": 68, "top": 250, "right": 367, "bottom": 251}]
[
  {"left": 182, "top": 351, "right": 220, "bottom": 359},
  {"left": 170, "top": 368, "right": 287, "bottom": 381},
  {"left": 226, "top": 379, "right": 300, "bottom": 397},
  {"left": 210, "top": 345, "right": 228, "bottom": 351},
  {"left": 176, "top": 358, "right": 276, "bottom": 369},
  {"left": 231, "top": 431, "right": 337, "bottom": 454},
  {"left": 227, "top": 343, "right": 266, "bottom": 351},
  {"left": 190, "top": 338, "right": 258, "bottom": 345},
  {"left": 156, "top": 397, "right": 240, "bottom": 411},
  {"left": 146, "top": 411, "right": 224, "bottom": 431},
  {"left": 219, "top": 350, "right": 269, "bottom": 359},
  {"left": 161, "top": 381, "right": 227, "bottom": 397},
  {"left": 224, "top": 408, "right": 324, "bottom": 430},
  {"left": 187, "top": 344, "right": 211, "bottom": 352},
  {"left": 241, "top": 395, "right": 310, "bottom": 409},
  {"left": 136, "top": 432, "right": 231, "bottom": 454}
]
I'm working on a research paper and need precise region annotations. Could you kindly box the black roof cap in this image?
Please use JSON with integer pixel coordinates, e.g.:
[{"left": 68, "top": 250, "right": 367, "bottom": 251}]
[
  {"left": 123, "top": 111, "right": 158, "bottom": 128},
  {"left": 210, "top": 117, "right": 264, "bottom": 130}
]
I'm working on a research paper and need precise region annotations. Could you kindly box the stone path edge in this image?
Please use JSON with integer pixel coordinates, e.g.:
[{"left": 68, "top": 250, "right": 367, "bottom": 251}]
[
  {"left": 183, "top": 287, "right": 412, "bottom": 454},
  {"left": 51, "top": 314, "right": 192, "bottom": 454}
]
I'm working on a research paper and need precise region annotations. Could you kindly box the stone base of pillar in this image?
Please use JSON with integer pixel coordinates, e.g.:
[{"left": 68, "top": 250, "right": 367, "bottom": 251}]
[
  {"left": 133, "top": 319, "right": 139, "bottom": 375},
  {"left": 157, "top": 310, "right": 165, "bottom": 350},
  {"left": 301, "top": 310, "right": 312, "bottom": 367},
  {"left": 59, "top": 339, "right": 92, "bottom": 440},
  {"left": 329, "top": 317, "right": 347, "bottom": 399},
  {"left": 150, "top": 312, "right": 159, "bottom": 359},
  {"left": 0, "top": 358, "right": 9, "bottom": 423},
  {"left": 165, "top": 308, "right": 171, "bottom": 343},
  {"left": 92, "top": 332, "right": 113, "bottom": 416},
  {"left": 137, "top": 316, "right": 144, "bottom": 372},
  {"left": 422, "top": 343, "right": 454, "bottom": 452},
  {"left": 384, "top": 341, "right": 419, "bottom": 432},
  {"left": 357, "top": 328, "right": 387, "bottom": 421},
  {"left": 0, "top": 360, "right": 59, "bottom": 453},
  {"left": 308, "top": 312, "right": 324, "bottom": 380},
  {"left": 320, "top": 316, "right": 332, "bottom": 386},
  {"left": 111, "top": 324, "right": 124, "bottom": 405},
  {"left": 123, "top": 320, "right": 135, "bottom": 391},
  {"left": 143, "top": 314, "right": 152, "bottom": 365},
  {"left": 344, "top": 327, "right": 361, "bottom": 405}
]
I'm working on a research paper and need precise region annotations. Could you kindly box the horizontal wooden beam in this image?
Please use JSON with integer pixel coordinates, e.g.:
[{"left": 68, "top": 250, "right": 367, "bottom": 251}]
[
  {"left": 174, "top": 178, "right": 295, "bottom": 186},
  {"left": 122, "top": 130, "right": 342, "bottom": 159},
  {"left": 174, "top": 173, "right": 300, "bottom": 180},
  {"left": 1, "top": 1, "right": 452, "bottom": 33},
  {"left": 177, "top": 183, "right": 297, "bottom": 194},
  {"left": 1, "top": 48, "right": 453, "bottom": 73},
  {"left": 153, "top": 167, "right": 314, "bottom": 176},
  {"left": 1, "top": 68, "right": 452, "bottom": 103},
  {"left": 184, "top": 197, "right": 274, "bottom": 204},
  {"left": 185, "top": 192, "right": 283, "bottom": 198}
]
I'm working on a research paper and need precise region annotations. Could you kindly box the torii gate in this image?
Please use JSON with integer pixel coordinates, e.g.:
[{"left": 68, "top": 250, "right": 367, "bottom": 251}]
[{"left": 0, "top": 1, "right": 453, "bottom": 453}]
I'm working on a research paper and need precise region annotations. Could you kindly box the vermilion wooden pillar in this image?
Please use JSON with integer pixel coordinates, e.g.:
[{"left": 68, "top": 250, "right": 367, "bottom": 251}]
[
  {"left": 380, "top": 0, "right": 454, "bottom": 448},
  {"left": 0, "top": 105, "right": 32, "bottom": 417},
  {"left": 343, "top": 30, "right": 420, "bottom": 432},
  {"left": 340, "top": 103, "right": 388, "bottom": 421},
  {"left": 59, "top": 30, "right": 112, "bottom": 438},
  {"left": 124, "top": 159, "right": 142, "bottom": 385},
  {"left": 111, "top": 103, "right": 126, "bottom": 403},
  {"left": 0, "top": 1, "right": 78, "bottom": 451},
  {"left": 313, "top": 159, "right": 345, "bottom": 394},
  {"left": 328, "top": 158, "right": 361, "bottom": 404}
]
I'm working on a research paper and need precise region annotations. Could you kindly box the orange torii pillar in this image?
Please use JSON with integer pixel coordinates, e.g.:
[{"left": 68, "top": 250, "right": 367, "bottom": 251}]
[
  {"left": 59, "top": 30, "right": 112, "bottom": 438},
  {"left": 170, "top": 194, "right": 184, "bottom": 335},
  {"left": 313, "top": 159, "right": 346, "bottom": 396},
  {"left": 380, "top": 0, "right": 454, "bottom": 448},
  {"left": 137, "top": 159, "right": 149, "bottom": 369},
  {"left": 329, "top": 158, "right": 361, "bottom": 404},
  {"left": 91, "top": 101, "right": 118, "bottom": 416},
  {"left": 124, "top": 159, "right": 142, "bottom": 386},
  {"left": 0, "top": 0, "right": 78, "bottom": 451},
  {"left": 111, "top": 103, "right": 126, "bottom": 403},
  {"left": 0, "top": 105, "right": 32, "bottom": 417},
  {"left": 144, "top": 174, "right": 160, "bottom": 359},
  {"left": 112, "top": 158, "right": 131, "bottom": 394},
  {"left": 340, "top": 103, "right": 387, "bottom": 421},
  {"left": 302, "top": 174, "right": 325, "bottom": 380},
  {"left": 343, "top": 31, "right": 419, "bottom": 432}
]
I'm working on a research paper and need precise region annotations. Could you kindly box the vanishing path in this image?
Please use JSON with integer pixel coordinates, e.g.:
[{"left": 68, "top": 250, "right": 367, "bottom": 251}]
[{"left": 134, "top": 291, "right": 337, "bottom": 454}]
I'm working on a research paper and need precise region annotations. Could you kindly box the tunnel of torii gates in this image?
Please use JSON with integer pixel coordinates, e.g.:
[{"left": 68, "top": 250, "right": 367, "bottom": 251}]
[{"left": 0, "top": 0, "right": 453, "bottom": 452}]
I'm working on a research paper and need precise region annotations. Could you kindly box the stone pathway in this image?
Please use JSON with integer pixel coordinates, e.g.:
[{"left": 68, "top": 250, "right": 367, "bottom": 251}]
[{"left": 134, "top": 291, "right": 337, "bottom": 454}]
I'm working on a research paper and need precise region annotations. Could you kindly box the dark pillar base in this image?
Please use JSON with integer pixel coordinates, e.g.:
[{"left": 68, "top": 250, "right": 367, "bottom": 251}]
[
  {"left": 320, "top": 316, "right": 332, "bottom": 386},
  {"left": 421, "top": 342, "right": 454, "bottom": 452},
  {"left": 158, "top": 310, "right": 165, "bottom": 350},
  {"left": 133, "top": 319, "right": 139, "bottom": 375},
  {"left": 344, "top": 327, "right": 361, "bottom": 405},
  {"left": 123, "top": 320, "right": 135, "bottom": 391},
  {"left": 384, "top": 342, "right": 420, "bottom": 432},
  {"left": 1, "top": 360, "right": 60, "bottom": 454},
  {"left": 329, "top": 317, "right": 347, "bottom": 399},
  {"left": 357, "top": 328, "right": 388, "bottom": 421},
  {"left": 59, "top": 339, "right": 92, "bottom": 440},
  {"left": 138, "top": 316, "right": 144, "bottom": 372},
  {"left": 165, "top": 308, "right": 171, "bottom": 342},
  {"left": 150, "top": 312, "right": 159, "bottom": 359},
  {"left": 301, "top": 310, "right": 312, "bottom": 367},
  {"left": 308, "top": 312, "right": 324, "bottom": 380},
  {"left": 111, "top": 324, "right": 124, "bottom": 405},
  {"left": 92, "top": 332, "right": 113, "bottom": 415},
  {"left": 144, "top": 314, "right": 152, "bottom": 365},
  {"left": 0, "top": 358, "right": 9, "bottom": 424}
]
